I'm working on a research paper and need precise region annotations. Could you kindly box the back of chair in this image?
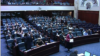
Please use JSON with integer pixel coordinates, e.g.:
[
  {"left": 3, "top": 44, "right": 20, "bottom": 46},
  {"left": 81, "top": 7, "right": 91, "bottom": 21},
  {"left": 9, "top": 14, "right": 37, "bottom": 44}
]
[
  {"left": 7, "top": 39, "right": 14, "bottom": 47},
  {"left": 15, "top": 37, "right": 22, "bottom": 43},
  {"left": 76, "top": 31, "right": 83, "bottom": 36},
  {"left": 18, "top": 42, "right": 26, "bottom": 51}
]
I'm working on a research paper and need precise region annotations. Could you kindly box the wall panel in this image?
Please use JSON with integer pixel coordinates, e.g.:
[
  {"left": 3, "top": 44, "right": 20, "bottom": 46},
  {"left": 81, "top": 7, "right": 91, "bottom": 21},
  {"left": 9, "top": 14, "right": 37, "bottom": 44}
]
[{"left": 78, "top": 11, "right": 99, "bottom": 24}]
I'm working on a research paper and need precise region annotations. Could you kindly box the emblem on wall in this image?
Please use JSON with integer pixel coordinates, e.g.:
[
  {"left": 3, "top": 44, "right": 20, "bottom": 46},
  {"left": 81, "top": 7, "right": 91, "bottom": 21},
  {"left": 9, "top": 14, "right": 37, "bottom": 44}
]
[
  {"left": 81, "top": 0, "right": 99, "bottom": 7},
  {"left": 86, "top": 2, "right": 91, "bottom": 9}
]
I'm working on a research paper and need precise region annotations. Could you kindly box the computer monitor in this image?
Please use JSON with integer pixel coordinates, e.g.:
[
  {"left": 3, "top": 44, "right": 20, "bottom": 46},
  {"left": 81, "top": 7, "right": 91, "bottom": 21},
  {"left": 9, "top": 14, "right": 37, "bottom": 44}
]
[{"left": 84, "top": 51, "right": 91, "bottom": 56}]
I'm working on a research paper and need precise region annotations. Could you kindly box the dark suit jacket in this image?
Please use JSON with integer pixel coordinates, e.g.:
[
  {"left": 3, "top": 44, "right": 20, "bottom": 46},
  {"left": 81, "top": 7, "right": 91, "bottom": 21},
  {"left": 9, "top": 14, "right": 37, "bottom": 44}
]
[
  {"left": 43, "top": 37, "right": 49, "bottom": 43},
  {"left": 60, "top": 34, "right": 64, "bottom": 41},
  {"left": 24, "top": 36, "right": 32, "bottom": 50}
]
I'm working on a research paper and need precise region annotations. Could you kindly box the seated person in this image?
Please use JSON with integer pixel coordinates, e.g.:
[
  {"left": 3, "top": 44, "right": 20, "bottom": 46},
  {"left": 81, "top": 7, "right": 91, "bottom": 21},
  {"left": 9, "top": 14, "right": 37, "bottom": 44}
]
[
  {"left": 20, "top": 30, "right": 25, "bottom": 38},
  {"left": 15, "top": 22, "right": 19, "bottom": 26},
  {"left": 83, "top": 30, "right": 88, "bottom": 36},
  {"left": 8, "top": 1, "right": 11, "bottom": 5},
  {"left": 12, "top": 2, "right": 16, "bottom": 5},
  {"left": 87, "top": 29, "right": 93, "bottom": 35},
  {"left": 39, "top": 32, "right": 43, "bottom": 38},
  {"left": 43, "top": 35, "right": 49, "bottom": 43},
  {"left": 6, "top": 28, "right": 11, "bottom": 33},
  {"left": 31, "top": 28, "right": 34, "bottom": 33},
  {"left": 36, "top": 38, "right": 44, "bottom": 46},
  {"left": 68, "top": 25, "right": 73, "bottom": 30},
  {"left": 13, "top": 30, "right": 21, "bottom": 37},
  {"left": 13, "top": 39, "right": 18, "bottom": 47},
  {"left": 22, "top": 26, "right": 26, "bottom": 30},
  {"left": 36, "top": 22, "right": 41, "bottom": 26},
  {"left": 6, "top": 34, "right": 13, "bottom": 40},
  {"left": 5, "top": 22, "right": 8, "bottom": 26}
]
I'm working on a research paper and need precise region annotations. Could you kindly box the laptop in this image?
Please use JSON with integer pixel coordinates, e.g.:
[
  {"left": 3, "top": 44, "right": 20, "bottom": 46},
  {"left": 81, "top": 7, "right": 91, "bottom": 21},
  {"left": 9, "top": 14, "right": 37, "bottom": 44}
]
[{"left": 84, "top": 51, "right": 91, "bottom": 56}]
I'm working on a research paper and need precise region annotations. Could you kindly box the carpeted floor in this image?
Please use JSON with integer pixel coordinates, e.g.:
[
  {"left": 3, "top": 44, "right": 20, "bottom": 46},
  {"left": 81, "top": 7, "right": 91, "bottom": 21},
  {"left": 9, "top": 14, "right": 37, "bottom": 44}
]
[{"left": 1, "top": 37, "right": 100, "bottom": 56}]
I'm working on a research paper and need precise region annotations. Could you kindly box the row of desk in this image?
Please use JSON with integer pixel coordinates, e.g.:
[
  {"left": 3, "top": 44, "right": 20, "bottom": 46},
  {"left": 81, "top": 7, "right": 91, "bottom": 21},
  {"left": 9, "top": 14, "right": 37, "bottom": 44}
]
[
  {"left": 57, "top": 34, "right": 100, "bottom": 47},
  {"left": 13, "top": 41, "right": 59, "bottom": 56}
]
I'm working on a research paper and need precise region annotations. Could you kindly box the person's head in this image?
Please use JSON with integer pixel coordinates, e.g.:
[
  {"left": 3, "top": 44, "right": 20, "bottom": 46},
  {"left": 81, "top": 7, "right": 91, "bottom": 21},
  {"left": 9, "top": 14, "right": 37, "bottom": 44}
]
[
  {"left": 39, "top": 32, "right": 41, "bottom": 34},
  {"left": 62, "top": 33, "right": 65, "bottom": 35},
  {"left": 56, "top": 30, "right": 58, "bottom": 33},
  {"left": 37, "top": 38, "right": 42, "bottom": 42},
  {"left": 45, "top": 35, "right": 47, "bottom": 38},
  {"left": 8, "top": 34, "right": 11, "bottom": 37},
  {"left": 14, "top": 39, "right": 17, "bottom": 43},
  {"left": 68, "top": 31, "right": 72, "bottom": 34},
  {"left": 88, "top": 29, "right": 91, "bottom": 31}
]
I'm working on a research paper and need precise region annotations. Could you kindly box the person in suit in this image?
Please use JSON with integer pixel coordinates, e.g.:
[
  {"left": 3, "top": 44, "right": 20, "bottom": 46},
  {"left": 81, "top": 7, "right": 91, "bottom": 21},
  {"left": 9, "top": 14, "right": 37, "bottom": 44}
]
[
  {"left": 69, "top": 50, "right": 78, "bottom": 56},
  {"left": 87, "top": 29, "right": 93, "bottom": 35},
  {"left": 66, "top": 31, "right": 73, "bottom": 52},
  {"left": 24, "top": 33, "right": 32, "bottom": 50},
  {"left": 52, "top": 16, "right": 55, "bottom": 22},
  {"left": 59, "top": 33, "right": 65, "bottom": 45},
  {"left": 13, "top": 39, "right": 18, "bottom": 47},
  {"left": 43, "top": 35, "right": 49, "bottom": 43}
]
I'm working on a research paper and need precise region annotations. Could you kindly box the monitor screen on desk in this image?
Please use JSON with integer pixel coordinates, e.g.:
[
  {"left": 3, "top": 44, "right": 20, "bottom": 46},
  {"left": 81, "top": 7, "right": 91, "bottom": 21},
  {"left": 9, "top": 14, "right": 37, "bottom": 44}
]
[{"left": 84, "top": 51, "right": 90, "bottom": 56}]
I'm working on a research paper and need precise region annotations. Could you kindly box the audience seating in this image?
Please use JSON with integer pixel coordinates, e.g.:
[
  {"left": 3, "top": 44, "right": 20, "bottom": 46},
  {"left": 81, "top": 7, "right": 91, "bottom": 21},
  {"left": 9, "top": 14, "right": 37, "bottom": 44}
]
[{"left": 1, "top": 12, "right": 100, "bottom": 56}]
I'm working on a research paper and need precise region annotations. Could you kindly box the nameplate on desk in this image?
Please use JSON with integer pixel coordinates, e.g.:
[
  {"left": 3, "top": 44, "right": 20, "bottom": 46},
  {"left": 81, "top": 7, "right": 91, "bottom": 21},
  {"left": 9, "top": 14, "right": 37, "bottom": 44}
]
[
  {"left": 47, "top": 42, "right": 56, "bottom": 45},
  {"left": 25, "top": 49, "right": 31, "bottom": 52}
]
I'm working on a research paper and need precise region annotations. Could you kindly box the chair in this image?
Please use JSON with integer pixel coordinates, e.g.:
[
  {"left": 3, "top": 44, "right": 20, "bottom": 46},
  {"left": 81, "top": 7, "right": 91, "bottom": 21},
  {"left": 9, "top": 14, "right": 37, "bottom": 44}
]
[
  {"left": 74, "top": 28, "right": 79, "bottom": 32},
  {"left": 18, "top": 42, "right": 26, "bottom": 51},
  {"left": 72, "top": 32, "right": 77, "bottom": 37},
  {"left": 15, "top": 37, "right": 22, "bottom": 43},
  {"left": 82, "top": 21, "right": 86, "bottom": 23},
  {"left": 7, "top": 39, "right": 14, "bottom": 52},
  {"left": 31, "top": 41, "right": 37, "bottom": 49},
  {"left": 18, "top": 42, "right": 26, "bottom": 56},
  {"left": 76, "top": 31, "right": 83, "bottom": 36},
  {"left": 64, "top": 29, "right": 68, "bottom": 33}
]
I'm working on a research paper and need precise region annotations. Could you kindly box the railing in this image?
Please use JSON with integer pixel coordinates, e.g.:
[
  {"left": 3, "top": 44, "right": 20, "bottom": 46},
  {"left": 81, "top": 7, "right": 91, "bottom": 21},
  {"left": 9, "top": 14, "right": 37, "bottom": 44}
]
[{"left": 1, "top": 2, "right": 74, "bottom": 6}]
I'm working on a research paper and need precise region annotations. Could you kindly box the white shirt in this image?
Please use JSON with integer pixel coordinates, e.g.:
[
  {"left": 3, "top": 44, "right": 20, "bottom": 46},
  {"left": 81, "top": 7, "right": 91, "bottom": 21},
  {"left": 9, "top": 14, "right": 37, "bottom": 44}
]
[
  {"left": 22, "top": 33, "right": 24, "bottom": 37},
  {"left": 69, "top": 27, "right": 73, "bottom": 30},
  {"left": 37, "top": 24, "right": 41, "bottom": 26},
  {"left": 5, "top": 24, "right": 8, "bottom": 26},
  {"left": 40, "top": 35, "right": 42, "bottom": 38},
  {"left": 22, "top": 27, "right": 26, "bottom": 30},
  {"left": 83, "top": 31, "right": 88, "bottom": 36}
]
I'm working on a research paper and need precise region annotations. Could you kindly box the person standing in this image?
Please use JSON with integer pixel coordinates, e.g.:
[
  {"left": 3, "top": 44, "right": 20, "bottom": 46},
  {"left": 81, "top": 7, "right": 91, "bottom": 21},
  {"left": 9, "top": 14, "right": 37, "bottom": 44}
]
[
  {"left": 65, "top": 31, "right": 74, "bottom": 52},
  {"left": 24, "top": 33, "right": 32, "bottom": 50}
]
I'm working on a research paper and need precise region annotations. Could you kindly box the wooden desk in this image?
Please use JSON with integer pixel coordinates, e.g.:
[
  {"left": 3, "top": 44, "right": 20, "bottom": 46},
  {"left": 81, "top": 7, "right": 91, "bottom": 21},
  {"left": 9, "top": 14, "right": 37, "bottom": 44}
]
[
  {"left": 73, "top": 34, "right": 100, "bottom": 47},
  {"left": 57, "top": 34, "right": 100, "bottom": 47},
  {"left": 13, "top": 42, "right": 59, "bottom": 56}
]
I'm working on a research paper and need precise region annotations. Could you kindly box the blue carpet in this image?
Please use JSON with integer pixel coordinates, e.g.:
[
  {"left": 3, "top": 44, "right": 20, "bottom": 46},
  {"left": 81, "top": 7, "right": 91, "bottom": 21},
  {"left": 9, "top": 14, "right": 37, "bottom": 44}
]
[
  {"left": 1, "top": 38, "right": 12, "bottom": 56},
  {"left": 1, "top": 38, "right": 100, "bottom": 56}
]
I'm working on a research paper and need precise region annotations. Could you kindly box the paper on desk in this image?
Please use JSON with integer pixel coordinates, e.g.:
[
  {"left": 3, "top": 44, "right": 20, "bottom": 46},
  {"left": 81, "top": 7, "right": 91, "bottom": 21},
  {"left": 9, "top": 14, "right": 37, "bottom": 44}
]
[{"left": 70, "top": 39, "right": 74, "bottom": 43}]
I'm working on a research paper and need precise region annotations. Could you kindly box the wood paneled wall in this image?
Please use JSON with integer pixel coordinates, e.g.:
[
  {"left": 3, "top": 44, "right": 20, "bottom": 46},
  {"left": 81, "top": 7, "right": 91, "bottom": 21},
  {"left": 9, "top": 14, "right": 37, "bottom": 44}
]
[
  {"left": 78, "top": 11, "right": 99, "bottom": 24},
  {"left": 23, "top": 11, "right": 52, "bottom": 17}
]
